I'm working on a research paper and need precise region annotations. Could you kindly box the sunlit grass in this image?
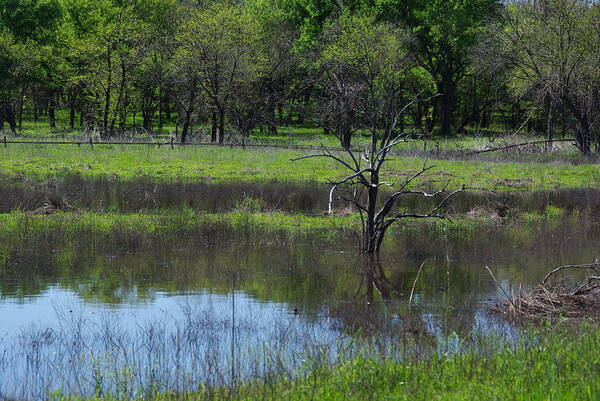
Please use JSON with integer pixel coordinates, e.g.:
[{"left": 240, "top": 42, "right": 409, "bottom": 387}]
[
  {"left": 1, "top": 143, "right": 598, "bottom": 191},
  {"left": 51, "top": 326, "right": 600, "bottom": 401}
]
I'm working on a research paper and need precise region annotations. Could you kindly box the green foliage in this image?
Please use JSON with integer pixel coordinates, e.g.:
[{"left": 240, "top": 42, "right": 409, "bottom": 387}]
[
  {"left": 379, "top": 0, "right": 499, "bottom": 77},
  {"left": 0, "top": 0, "right": 62, "bottom": 42},
  {"left": 320, "top": 14, "right": 408, "bottom": 85}
]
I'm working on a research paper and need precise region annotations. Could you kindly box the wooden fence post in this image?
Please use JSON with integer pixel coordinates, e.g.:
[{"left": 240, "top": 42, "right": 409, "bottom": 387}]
[
  {"left": 3, "top": 136, "right": 6, "bottom": 148},
  {"left": 171, "top": 137, "right": 174, "bottom": 149}
]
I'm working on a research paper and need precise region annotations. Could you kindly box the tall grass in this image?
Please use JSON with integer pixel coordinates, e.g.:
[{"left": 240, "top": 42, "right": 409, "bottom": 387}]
[
  {"left": 9, "top": 317, "right": 599, "bottom": 401},
  {"left": 220, "top": 326, "right": 600, "bottom": 401}
]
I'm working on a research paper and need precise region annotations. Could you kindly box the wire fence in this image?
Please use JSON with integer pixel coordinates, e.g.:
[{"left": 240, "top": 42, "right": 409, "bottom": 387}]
[
  {"left": 1, "top": 136, "right": 347, "bottom": 152},
  {"left": 0, "top": 135, "right": 579, "bottom": 156}
]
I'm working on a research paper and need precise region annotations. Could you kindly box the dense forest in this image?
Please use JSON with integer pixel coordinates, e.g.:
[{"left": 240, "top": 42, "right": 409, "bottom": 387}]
[{"left": 0, "top": 0, "right": 599, "bottom": 152}]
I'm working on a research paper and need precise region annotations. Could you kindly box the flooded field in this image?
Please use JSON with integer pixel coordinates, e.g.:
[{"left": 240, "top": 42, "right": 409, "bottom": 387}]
[
  {"left": 2, "top": 175, "right": 600, "bottom": 215},
  {"left": 1, "top": 193, "right": 599, "bottom": 399},
  {"left": 1, "top": 176, "right": 599, "bottom": 399}
]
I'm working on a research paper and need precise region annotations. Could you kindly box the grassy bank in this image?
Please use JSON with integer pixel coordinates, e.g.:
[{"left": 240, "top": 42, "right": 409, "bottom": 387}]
[
  {"left": 55, "top": 327, "right": 599, "bottom": 401},
  {"left": 1, "top": 143, "right": 599, "bottom": 191},
  {"left": 0, "top": 206, "right": 594, "bottom": 251},
  {"left": 0, "top": 210, "right": 358, "bottom": 243},
  {"left": 227, "top": 329, "right": 599, "bottom": 401}
]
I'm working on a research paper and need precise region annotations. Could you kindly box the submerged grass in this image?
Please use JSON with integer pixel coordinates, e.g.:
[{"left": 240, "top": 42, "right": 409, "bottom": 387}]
[
  {"left": 0, "top": 207, "right": 596, "bottom": 257},
  {"left": 0, "top": 210, "right": 359, "bottom": 247},
  {"left": 1, "top": 143, "right": 599, "bottom": 191},
  {"left": 58, "top": 326, "right": 600, "bottom": 401},
  {"left": 227, "top": 330, "right": 599, "bottom": 401}
]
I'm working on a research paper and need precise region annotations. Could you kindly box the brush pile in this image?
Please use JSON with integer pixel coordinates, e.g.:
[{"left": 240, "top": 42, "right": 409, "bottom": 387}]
[{"left": 495, "top": 263, "right": 600, "bottom": 321}]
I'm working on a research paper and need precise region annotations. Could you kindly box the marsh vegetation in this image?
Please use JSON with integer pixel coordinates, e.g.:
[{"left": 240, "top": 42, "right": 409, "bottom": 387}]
[{"left": 2, "top": 0, "right": 600, "bottom": 399}]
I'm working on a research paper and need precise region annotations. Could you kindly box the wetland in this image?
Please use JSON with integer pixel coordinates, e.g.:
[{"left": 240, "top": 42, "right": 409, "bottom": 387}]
[{"left": 1, "top": 173, "right": 600, "bottom": 399}]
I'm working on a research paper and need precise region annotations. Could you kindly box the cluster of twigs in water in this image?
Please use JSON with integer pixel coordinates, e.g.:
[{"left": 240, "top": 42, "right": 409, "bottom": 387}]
[{"left": 492, "top": 263, "right": 600, "bottom": 321}]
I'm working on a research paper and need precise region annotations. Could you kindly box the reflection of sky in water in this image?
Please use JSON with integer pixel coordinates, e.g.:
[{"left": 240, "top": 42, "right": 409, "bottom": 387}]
[
  {"left": 1, "top": 218, "right": 599, "bottom": 400},
  {"left": 0, "top": 282, "right": 518, "bottom": 400},
  {"left": 0, "top": 288, "right": 344, "bottom": 400}
]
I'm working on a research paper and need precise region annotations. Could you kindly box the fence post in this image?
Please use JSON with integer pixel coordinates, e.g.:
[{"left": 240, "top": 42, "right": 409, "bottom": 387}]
[
  {"left": 89, "top": 138, "right": 93, "bottom": 149},
  {"left": 171, "top": 137, "right": 174, "bottom": 149},
  {"left": 3, "top": 136, "right": 6, "bottom": 148}
]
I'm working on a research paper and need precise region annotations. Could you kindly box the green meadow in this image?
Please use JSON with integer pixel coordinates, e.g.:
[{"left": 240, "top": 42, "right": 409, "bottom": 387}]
[{"left": 1, "top": 143, "right": 599, "bottom": 191}]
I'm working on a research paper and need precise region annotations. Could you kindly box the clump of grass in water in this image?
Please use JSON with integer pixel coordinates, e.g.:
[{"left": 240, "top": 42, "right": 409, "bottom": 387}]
[{"left": 0, "top": 211, "right": 359, "bottom": 255}]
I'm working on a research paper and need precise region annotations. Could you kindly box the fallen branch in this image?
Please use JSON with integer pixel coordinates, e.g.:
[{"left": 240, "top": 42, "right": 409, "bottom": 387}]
[
  {"left": 467, "top": 138, "right": 574, "bottom": 155},
  {"left": 542, "top": 263, "right": 600, "bottom": 287}
]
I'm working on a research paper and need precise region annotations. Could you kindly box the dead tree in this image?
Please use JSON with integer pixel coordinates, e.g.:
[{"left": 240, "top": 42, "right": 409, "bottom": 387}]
[{"left": 293, "top": 97, "right": 465, "bottom": 255}]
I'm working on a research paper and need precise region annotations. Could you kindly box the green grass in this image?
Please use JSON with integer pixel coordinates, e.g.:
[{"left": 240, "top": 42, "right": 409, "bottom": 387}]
[
  {"left": 1, "top": 143, "right": 598, "bottom": 191},
  {"left": 229, "top": 328, "right": 600, "bottom": 401},
  {"left": 5, "top": 113, "right": 583, "bottom": 152},
  {"left": 0, "top": 207, "right": 589, "bottom": 251},
  {"left": 58, "top": 326, "right": 600, "bottom": 401},
  {"left": 0, "top": 210, "right": 359, "bottom": 239}
]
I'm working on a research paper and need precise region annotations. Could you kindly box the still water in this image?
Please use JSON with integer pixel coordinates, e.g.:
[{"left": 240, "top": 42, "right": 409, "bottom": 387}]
[{"left": 0, "top": 183, "right": 599, "bottom": 399}]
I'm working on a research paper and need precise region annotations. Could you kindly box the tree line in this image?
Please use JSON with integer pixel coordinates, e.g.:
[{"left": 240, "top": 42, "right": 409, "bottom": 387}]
[{"left": 0, "top": 0, "right": 599, "bottom": 153}]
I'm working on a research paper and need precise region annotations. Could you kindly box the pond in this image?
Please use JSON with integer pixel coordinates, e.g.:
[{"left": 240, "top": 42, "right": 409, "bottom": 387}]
[{"left": 0, "top": 181, "right": 599, "bottom": 399}]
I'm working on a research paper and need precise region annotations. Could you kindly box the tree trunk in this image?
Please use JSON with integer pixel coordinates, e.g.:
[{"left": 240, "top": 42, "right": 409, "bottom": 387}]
[
  {"left": 211, "top": 111, "right": 217, "bottom": 142},
  {"left": 218, "top": 107, "right": 225, "bottom": 145},
  {"left": 364, "top": 167, "right": 379, "bottom": 253},
  {"left": 165, "top": 100, "right": 171, "bottom": 120},
  {"left": 181, "top": 109, "right": 191, "bottom": 144},
  {"left": 48, "top": 95, "right": 56, "bottom": 129},
  {"left": 267, "top": 84, "right": 278, "bottom": 135},
  {"left": 439, "top": 72, "right": 457, "bottom": 137},
  {"left": 181, "top": 84, "right": 198, "bottom": 144},
  {"left": 69, "top": 105, "right": 75, "bottom": 130},
  {"left": 18, "top": 84, "right": 26, "bottom": 130},
  {"left": 545, "top": 96, "right": 554, "bottom": 151},
  {"left": 341, "top": 129, "right": 351, "bottom": 149},
  {"left": 143, "top": 111, "right": 152, "bottom": 131},
  {"left": 103, "top": 47, "right": 113, "bottom": 137},
  {"left": 158, "top": 87, "right": 163, "bottom": 130},
  {"left": 0, "top": 102, "right": 17, "bottom": 134}
]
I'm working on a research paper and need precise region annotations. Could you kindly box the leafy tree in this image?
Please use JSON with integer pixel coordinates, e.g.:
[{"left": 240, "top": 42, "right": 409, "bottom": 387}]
[
  {"left": 379, "top": 0, "right": 500, "bottom": 136},
  {"left": 317, "top": 14, "right": 412, "bottom": 148},
  {"left": 0, "top": 0, "right": 62, "bottom": 132},
  {"left": 130, "top": 0, "right": 178, "bottom": 131},
  {"left": 238, "top": 0, "right": 299, "bottom": 136},
  {"left": 0, "top": 0, "right": 61, "bottom": 42},
  {"left": 0, "top": 30, "right": 22, "bottom": 132},
  {"left": 494, "top": 0, "right": 600, "bottom": 153},
  {"left": 175, "top": 2, "right": 264, "bottom": 144}
]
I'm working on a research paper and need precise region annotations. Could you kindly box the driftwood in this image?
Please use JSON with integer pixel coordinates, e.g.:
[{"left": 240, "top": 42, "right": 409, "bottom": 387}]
[
  {"left": 542, "top": 263, "right": 600, "bottom": 296},
  {"left": 491, "top": 262, "right": 600, "bottom": 321},
  {"left": 468, "top": 138, "right": 574, "bottom": 155}
]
